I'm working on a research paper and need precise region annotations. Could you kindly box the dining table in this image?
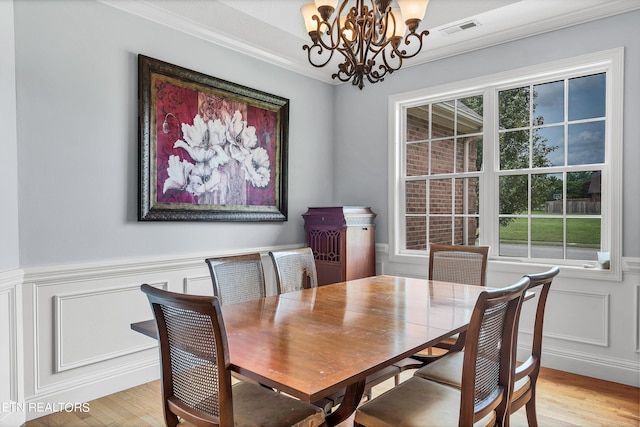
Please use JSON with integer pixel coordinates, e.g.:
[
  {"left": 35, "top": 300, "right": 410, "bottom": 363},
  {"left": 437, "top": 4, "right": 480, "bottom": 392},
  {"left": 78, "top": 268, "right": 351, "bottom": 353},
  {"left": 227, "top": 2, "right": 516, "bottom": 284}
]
[{"left": 132, "top": 274, "right": 492, "bottom": 426}]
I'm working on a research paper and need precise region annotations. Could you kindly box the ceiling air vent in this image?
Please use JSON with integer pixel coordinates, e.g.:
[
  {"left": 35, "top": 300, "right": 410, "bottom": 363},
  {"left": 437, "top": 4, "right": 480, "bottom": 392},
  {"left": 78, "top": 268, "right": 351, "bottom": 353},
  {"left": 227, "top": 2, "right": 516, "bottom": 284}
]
[{"left": 440, "top": 20, "right": 481, "bottom": 36}]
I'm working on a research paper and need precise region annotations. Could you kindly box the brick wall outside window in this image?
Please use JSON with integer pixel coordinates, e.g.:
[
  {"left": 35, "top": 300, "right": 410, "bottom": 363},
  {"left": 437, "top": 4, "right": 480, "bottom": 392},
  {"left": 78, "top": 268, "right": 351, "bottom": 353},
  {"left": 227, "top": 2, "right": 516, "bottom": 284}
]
[{"left": 405, "top": 111, "right": 479, "bottom": 249}]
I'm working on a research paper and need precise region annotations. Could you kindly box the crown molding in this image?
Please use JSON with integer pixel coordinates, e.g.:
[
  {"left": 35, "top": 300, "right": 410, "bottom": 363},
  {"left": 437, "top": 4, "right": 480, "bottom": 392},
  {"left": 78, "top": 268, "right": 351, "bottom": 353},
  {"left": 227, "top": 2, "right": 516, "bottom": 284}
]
[
  {"left": 100, "top": 0, "right": 640, "bottom": 85},
  {"left": 98, "top": 0, "right": 335, "bottom": 84}
]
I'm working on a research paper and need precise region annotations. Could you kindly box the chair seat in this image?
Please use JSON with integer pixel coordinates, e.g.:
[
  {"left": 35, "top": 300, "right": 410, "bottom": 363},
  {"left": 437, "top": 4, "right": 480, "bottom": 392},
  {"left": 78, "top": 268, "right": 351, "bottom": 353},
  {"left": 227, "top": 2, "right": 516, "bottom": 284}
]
[
  {"left": 414, "top": 351, "right": 464, "bottom": 386},
  {"left": 355, "top": 377, "right": 496, "bottom": 427},
  {"left": 414, "top": 351, "right": 532, "bottom": 403},
  {"left": 233, "top": 381, "right": 325, "bottom": 427}
]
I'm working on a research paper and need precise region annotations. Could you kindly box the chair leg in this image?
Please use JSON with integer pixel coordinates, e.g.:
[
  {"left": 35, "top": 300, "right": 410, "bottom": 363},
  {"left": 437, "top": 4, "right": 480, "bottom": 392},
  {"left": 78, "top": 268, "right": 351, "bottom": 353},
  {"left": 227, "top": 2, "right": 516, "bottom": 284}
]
[
  {"left": 394, "top": 374, "right": 399, "bottom": 386},
  {"left": 525, "top": 388, "right": 539, "bottom": 427},
  {"left": 164, "top": 409, "right": 179, "bottom": 427}
]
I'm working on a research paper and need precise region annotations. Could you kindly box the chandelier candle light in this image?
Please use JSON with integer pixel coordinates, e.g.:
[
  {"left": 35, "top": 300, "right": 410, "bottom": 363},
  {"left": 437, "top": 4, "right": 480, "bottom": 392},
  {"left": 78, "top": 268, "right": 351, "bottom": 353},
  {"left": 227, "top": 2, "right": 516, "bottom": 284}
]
[{"left": 301, "top": 0, "right": 430, "bottom": 89}]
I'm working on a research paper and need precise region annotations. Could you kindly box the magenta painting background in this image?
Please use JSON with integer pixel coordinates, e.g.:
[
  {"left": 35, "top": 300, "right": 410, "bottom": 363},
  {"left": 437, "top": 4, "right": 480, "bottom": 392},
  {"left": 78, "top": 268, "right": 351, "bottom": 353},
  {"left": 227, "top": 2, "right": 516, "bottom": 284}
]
[{"left": 154, "top": 80, "right": 278, "bottom": 206}]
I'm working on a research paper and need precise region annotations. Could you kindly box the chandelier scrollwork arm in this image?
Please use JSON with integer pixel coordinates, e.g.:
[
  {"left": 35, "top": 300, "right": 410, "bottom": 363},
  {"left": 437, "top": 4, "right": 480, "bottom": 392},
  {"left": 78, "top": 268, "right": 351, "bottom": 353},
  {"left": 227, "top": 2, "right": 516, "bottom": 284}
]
[{"left": 301, "top": 0, "right": 430, "bottom": 89}]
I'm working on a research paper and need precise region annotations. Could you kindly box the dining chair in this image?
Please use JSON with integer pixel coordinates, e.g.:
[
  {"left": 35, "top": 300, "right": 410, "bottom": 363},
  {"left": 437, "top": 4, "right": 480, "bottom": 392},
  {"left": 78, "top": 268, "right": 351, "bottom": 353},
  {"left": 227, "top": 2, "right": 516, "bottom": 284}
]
[
  {"left": 269, "top": 247, "right": 318, "bottom": 294},
  {"left": 354, "top": 277, "right": 530, "bottom": 427},
  {"left": 395, "top": 244, "right": 490, "bottom": 374},
  {"left": 205, "top": 253, "right": 266, "bottom": 305},
  {"left": 510, "top": 266, "right": 560, "bottom": 425},
  {"left": 427, "top": 244, "right": 490, "bottom": 352},
  {"left": 413, "top": 266, "right": 560, "bottom": 427},
  {"left": 140, "top": 284, "right": 326, "bottom": 427},
  {"left": 429, "top": 243, "right": 490, "bottom": 287}
]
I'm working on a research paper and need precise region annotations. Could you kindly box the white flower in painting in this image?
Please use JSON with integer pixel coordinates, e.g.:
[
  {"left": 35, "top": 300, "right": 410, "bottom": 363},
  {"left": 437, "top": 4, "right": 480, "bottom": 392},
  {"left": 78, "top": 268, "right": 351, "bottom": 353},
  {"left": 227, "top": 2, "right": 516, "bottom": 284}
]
[
  {"left": 163, "top": 155, "right": 194, "bottom": 193},
  {"left": 227, "top": 111, "right": 259, "bottom": 164},
  {"left": 188, "top": 162, "right": 214, "bottom": 195},
  {"left": 243, "top": 147, "right": 271, "bottom": 188},
  {"left": 174, "top": 115, "right": 229, "bottom": 167},
  {"left": 187, "top": 164, "right": 228, "bottom": 204},
  {"left": 206, "top": 119, "right": 231, "bottom": 168},
  {"left": 226, "top": 110, "right": 245, "bottom": 145},
  {"left": 240, "top": 124, "right": 258, "bottom": 149}
]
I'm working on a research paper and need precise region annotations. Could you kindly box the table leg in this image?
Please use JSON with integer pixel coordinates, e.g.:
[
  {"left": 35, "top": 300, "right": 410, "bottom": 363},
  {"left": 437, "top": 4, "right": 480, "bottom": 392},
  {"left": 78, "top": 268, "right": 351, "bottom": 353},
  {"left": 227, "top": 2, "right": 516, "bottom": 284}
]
[{"left": 325, "top": 379, "right": 366, "bottom": 427}]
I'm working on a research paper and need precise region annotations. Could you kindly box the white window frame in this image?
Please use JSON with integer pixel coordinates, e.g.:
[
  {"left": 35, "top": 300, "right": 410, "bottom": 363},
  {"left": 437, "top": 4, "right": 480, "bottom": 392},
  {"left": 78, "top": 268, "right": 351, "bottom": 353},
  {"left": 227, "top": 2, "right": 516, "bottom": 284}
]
[{"left": 388, "top": 48, "right": 623, "bottom": 280}]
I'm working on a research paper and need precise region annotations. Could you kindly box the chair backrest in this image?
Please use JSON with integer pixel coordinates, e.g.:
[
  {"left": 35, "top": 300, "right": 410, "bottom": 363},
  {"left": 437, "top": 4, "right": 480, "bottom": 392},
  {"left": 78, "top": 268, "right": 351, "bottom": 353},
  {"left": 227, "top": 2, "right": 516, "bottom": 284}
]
[
  {"left": 141, "top": 284, "right": 233, "bottom": 426},
  {"left": 269, "top": 247, "right": 318, "bottom": 294},
  {"left": 429, "top": 244, "right": 489, "bottom": 287},
  {"left": 514, "top": 266, "right": 560, "bottom": 386},
  {"left": 458, "top": 277, "right": 530, "bottom": 426},
  {"left": 205, "top": 254, "right": 266, "bottom": 305}
]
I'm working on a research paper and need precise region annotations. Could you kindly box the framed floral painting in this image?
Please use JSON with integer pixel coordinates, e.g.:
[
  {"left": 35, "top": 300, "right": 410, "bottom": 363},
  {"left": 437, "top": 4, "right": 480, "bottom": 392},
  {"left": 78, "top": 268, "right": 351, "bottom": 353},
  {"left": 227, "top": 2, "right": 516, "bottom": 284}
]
[{"left": 138, "top": 55, "right": 289, "bottom": 221}]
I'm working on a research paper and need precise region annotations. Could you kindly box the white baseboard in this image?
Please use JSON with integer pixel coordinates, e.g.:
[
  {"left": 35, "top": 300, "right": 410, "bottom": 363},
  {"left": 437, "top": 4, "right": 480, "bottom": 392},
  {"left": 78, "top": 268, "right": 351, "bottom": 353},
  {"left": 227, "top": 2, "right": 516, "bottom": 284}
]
[
  {"left": 518, "top": 343, "right": 640, "bottom": 387},
  {"left": 25, "top": 359, "right": 159, "bottom": 422},
  {"left": 0, "top": 408, "right": 26, "bottom": 427}
]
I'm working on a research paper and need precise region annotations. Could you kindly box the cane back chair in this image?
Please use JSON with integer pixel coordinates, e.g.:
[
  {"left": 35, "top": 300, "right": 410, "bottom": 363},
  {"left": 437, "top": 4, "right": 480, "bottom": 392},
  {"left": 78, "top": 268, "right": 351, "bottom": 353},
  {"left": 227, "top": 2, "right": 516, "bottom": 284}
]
[
  {"left": 269, "top": 247, "right": 318, "bottom": 294},
  {"left": 140, "top": 284, "right": 325, "bottom": 427},
  {"left": 354, "top": 277, "right": 530, "bottom": 427},
  {"left": 205, "top": 254, "right": 266, "bottom": 306},
  {"left": 414, "top": 266, "right": 560, "bottom": 426},
  {"left": 425, "top": 244, "right": 490, "bottom": 353}
]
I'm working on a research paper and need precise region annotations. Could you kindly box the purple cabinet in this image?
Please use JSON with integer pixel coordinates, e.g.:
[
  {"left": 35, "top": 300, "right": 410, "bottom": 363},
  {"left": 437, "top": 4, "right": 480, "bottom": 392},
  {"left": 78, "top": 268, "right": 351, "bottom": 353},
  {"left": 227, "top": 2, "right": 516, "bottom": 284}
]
[{"left": 302, "top": 206, "right": 376, "bottom": 286}]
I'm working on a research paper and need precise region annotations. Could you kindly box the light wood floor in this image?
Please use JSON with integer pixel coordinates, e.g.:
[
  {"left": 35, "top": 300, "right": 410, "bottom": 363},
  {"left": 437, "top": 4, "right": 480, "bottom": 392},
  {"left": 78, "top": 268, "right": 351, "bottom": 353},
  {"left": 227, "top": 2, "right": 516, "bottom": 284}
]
[{"left": 25, "top": 367, "right": 639, "bottom": 427}]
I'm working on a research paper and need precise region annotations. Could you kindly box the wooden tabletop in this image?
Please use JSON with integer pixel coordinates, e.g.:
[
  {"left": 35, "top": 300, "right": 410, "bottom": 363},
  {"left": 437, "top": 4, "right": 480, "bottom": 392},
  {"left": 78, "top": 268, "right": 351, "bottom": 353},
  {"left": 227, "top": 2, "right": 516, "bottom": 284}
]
[{"left": 132, "top": 275, "right": 488, "bottom": 425}]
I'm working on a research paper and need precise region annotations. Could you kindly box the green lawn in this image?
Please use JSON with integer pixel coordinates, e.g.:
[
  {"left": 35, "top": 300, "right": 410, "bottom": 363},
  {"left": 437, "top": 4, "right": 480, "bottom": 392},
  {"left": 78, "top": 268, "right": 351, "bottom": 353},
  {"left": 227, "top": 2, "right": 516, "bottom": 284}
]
[{"left": 499, "top": 216, "right": 600, "bottom": 246}]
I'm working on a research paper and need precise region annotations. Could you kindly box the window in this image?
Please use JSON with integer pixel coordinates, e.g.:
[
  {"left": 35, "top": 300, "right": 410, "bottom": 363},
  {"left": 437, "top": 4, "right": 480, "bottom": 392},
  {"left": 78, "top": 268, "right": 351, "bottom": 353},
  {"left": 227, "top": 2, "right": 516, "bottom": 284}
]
[
  {"left": 389, "top": 49, "right": 623, "bottom": 279},
  {"left": 497, "top": 73, "right": 605, "bottom": 260}
]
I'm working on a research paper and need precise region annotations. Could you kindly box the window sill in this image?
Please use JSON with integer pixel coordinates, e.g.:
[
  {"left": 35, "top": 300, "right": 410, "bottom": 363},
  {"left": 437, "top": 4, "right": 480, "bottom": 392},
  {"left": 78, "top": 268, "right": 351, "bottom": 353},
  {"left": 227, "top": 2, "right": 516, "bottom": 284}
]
[
  {"left": 387, "top": 249, "right": 622, "bottom": 282},
  {"left": 488, "top": 259, "right": 622, "bottom": 282}
]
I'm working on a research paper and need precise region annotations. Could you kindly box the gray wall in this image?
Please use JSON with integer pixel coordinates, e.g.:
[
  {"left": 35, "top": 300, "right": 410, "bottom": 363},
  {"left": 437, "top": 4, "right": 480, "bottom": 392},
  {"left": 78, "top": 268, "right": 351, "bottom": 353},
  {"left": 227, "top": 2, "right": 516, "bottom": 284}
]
[
  {"left": 0, "top": 0, "right": 20, "bottom": 271},
  {"left": 13, "top": 0, "right": 335, "bottom": 268},
  {"left": 333, "top": 10, "right": 640, "bottom": 258}
]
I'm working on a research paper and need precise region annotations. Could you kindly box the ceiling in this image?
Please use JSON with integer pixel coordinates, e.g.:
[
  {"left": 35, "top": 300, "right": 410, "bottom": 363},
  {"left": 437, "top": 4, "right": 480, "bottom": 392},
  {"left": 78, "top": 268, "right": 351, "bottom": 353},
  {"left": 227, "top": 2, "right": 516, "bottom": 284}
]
[{"left": 102, "top": 0, "right": 639, "bottom": 84}]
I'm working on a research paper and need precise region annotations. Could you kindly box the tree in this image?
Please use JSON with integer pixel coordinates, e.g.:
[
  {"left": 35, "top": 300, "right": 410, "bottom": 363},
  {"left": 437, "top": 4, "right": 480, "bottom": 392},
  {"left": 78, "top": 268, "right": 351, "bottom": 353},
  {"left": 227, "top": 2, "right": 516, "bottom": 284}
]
[{"left": 497, "top": 87, "right": 557, "bottom": 225}]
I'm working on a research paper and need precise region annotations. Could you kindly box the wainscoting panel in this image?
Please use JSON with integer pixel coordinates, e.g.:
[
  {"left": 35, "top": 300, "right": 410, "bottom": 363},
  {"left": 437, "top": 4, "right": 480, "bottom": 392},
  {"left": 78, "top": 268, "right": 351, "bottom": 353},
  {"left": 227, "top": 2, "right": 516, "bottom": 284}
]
[
  {"left": 184, "top": 275, "right": 214, "bottom": 296},
  {"left": 17, "top": 247, "right": 640, "bottom": 420},
  {"left": 22, "top": 245, "right": 297, "bottom": 419},
  {"left": 0, "top": 269, "right": 25, "bottom": 427},
  {"left": 0, "top": 286, "right": 16, "bottom": 403},
  {"left": 54, "top": 282, "right": 166, "bottom": 373},
  {"left": 540, "top": 289, "right": 609, "bottom": 346},
  {"left": 636, "top": 285, "right": 640, "bottom": 353}
]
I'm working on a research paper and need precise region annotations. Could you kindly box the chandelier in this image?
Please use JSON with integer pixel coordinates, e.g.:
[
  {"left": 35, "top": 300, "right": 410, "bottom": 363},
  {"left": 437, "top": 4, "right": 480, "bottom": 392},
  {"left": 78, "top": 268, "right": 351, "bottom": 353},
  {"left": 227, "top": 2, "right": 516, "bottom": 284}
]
[{"left": 301, "top": 0, "right": 430, "bottom": 89}]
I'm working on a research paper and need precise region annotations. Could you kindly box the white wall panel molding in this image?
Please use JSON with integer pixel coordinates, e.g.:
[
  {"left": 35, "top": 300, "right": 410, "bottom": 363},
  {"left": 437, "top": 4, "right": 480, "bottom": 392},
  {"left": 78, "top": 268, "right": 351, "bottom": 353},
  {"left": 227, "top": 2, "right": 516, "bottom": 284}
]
[
  {"left": 522, "top": 289, "right": 609, "bottom": 347},
  {"left": 0, "top": 268, "right": 24, "bottom": 290},
  {"left": 378, "top": 242, "right": 640, "bottom": 385},
  {"left": 636, "top": 285, "right": 640, "bottom": 353},
  {"left": 183, "top": 275, "right": 213, "bottom": 296},
  {"left": 29, "top": 357, "right": 156, "bottom": 400},
  {"left": 53, "top": 282, "right": 167, "bottom": 373},
  {"left": 0, "top": 268, "right": 24, "bottom": 425},
  {"left": 21, "top": 245, "right": 294, "bottom": 413},
  {"left": 23, "top": 246, "right": 291, "bottom": 286},
  {"left": 623, "top": 257, "right": 640, "bottom": 274},
  {"left": 24, "top": 255, "right": 205, "bottom": 286}
]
